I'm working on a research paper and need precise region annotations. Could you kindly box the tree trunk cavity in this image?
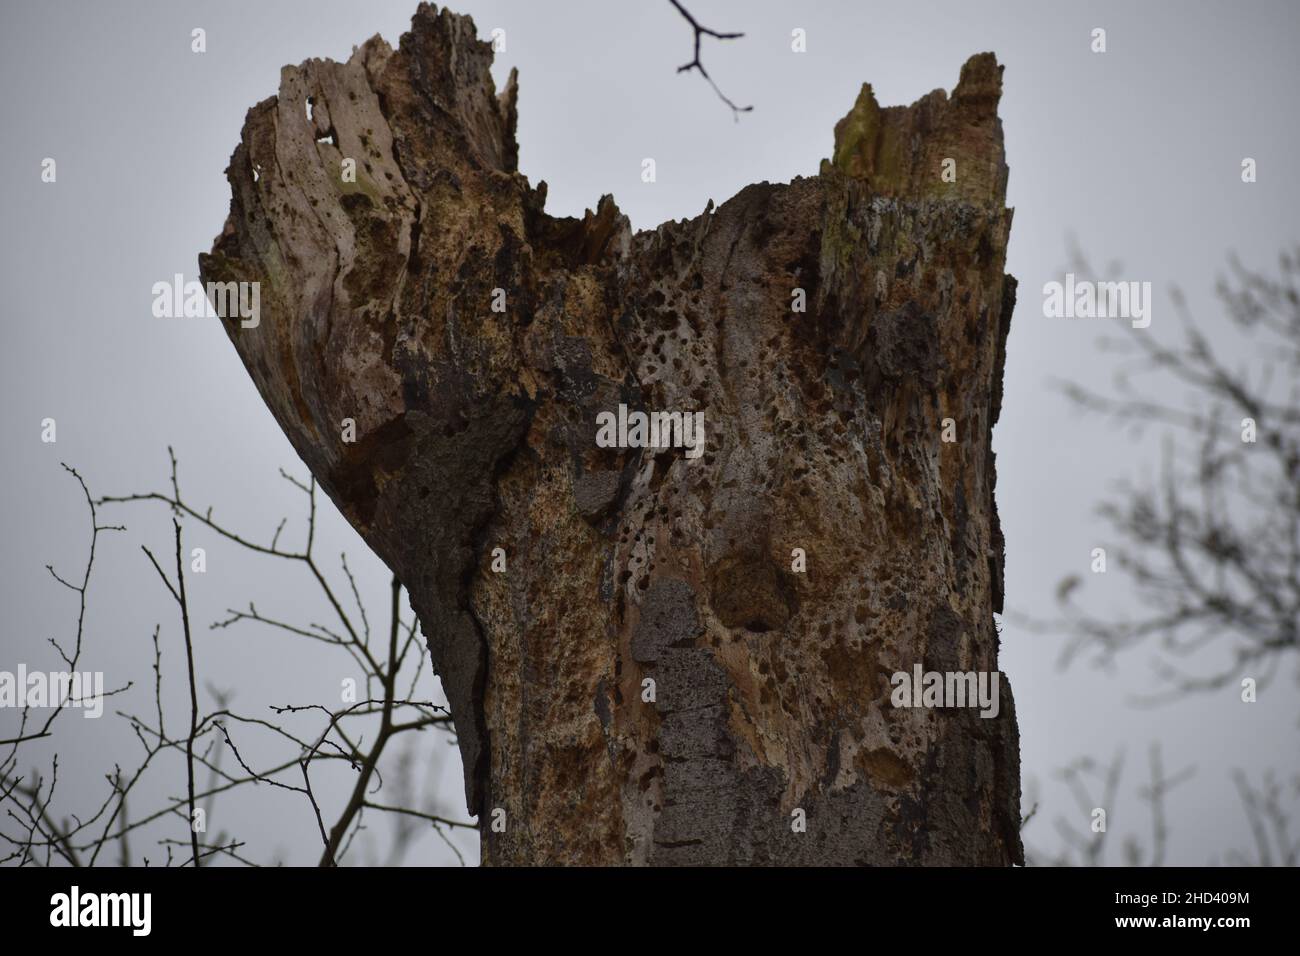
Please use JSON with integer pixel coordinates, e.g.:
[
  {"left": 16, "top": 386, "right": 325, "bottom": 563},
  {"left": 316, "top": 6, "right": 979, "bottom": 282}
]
[{"left": 200, "top": 2, "right": 1023, "bottom": 866}]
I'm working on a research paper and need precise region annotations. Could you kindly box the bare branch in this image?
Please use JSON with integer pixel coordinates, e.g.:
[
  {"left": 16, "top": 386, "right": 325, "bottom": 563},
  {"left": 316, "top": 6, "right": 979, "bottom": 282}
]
[{"left": 667, "top": 0, "right": 751, "bottom": 118}]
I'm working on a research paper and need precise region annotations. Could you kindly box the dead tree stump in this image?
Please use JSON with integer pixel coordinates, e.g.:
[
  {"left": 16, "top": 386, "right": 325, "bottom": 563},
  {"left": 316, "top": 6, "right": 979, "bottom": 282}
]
[{"left": 201, "top": 3, "right": 1022, "bottom": 866}]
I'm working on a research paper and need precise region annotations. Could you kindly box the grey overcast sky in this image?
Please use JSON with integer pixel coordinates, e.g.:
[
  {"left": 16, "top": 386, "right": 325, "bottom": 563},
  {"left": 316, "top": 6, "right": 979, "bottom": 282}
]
[{"left": 2, "top": 0, "right": 1297, "bottom": 865}]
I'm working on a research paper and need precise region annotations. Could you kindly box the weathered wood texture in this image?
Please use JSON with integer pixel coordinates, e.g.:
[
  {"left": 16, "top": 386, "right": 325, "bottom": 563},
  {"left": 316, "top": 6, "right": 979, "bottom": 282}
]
[{"left": 201, "top": 3, "right": 1022, "bottom": 865}]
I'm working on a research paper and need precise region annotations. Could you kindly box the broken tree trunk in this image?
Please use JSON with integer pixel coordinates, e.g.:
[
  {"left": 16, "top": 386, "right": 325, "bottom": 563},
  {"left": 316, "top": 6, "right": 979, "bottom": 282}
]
[{"left": 201, "top": 3, "right": 1022, "bottom": 866}]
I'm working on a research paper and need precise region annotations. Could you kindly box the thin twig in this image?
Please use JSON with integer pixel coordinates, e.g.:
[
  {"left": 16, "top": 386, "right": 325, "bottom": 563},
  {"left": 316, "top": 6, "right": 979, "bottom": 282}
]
[{"left": 667, "top": 0, "right": 751, "bottom": 118}]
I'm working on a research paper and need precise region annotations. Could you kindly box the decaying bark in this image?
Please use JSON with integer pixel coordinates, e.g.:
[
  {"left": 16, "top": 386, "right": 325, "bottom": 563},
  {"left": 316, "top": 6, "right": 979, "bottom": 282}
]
[{"left": 201, "top": 3, "right": 1022, "bottom": 865}]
